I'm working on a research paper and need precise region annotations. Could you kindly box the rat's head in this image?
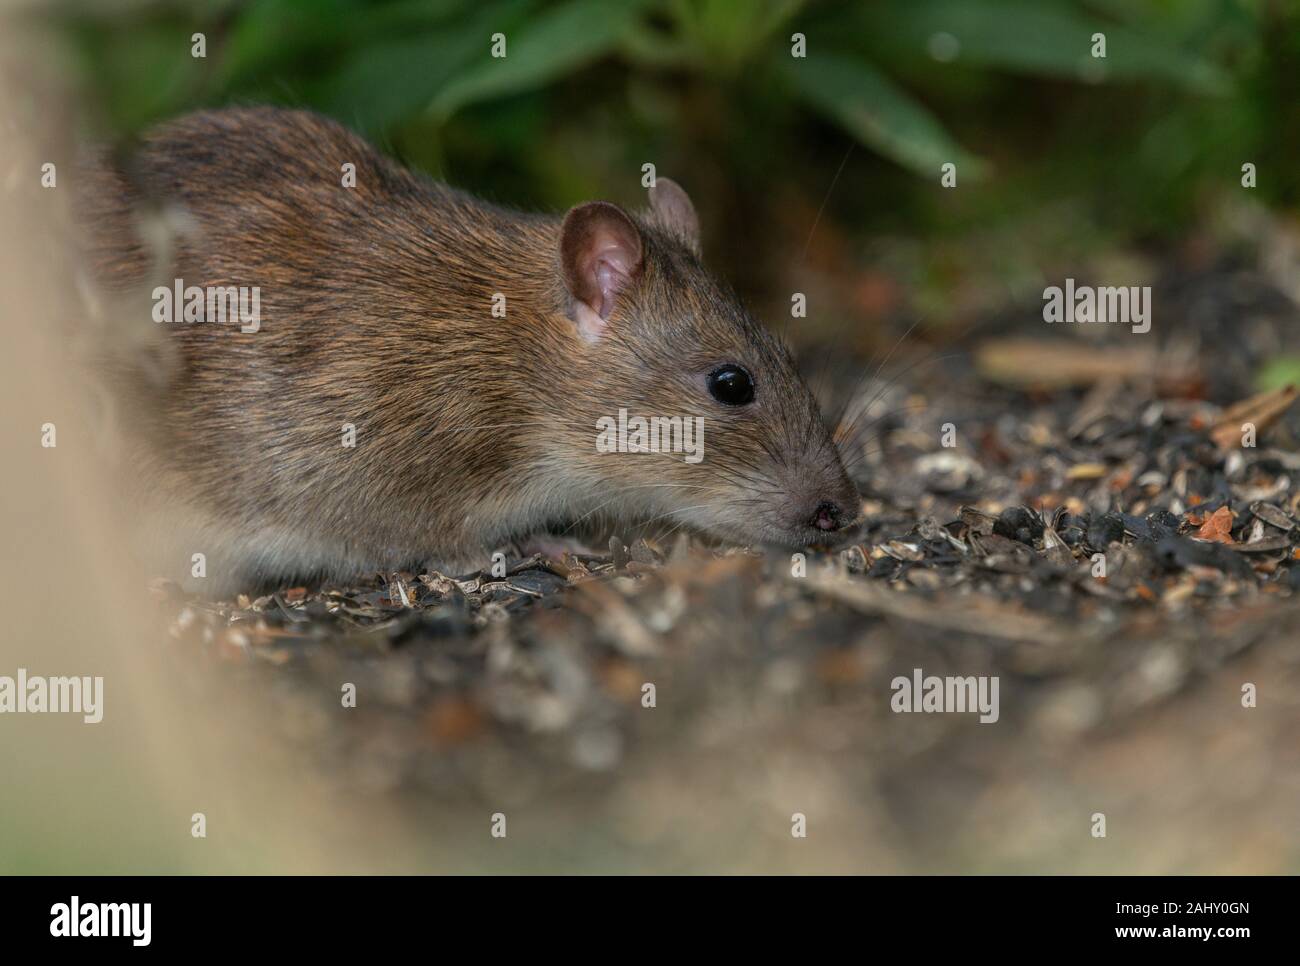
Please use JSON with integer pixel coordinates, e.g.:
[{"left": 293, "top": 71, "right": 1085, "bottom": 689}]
[{"left": 552, "top": 178, "right": 860, "bottom": 550}]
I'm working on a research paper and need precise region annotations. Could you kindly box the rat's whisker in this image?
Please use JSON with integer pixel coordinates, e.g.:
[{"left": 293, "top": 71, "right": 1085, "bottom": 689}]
[
  {"left": 561, "top": 481, "right": 715, "bottom": 535},
  {"left": 830, "top": 316, "right": 925, "bottom": 431},
  {"left": 834, "top": 350, "right": 966, "bottom": 444}
]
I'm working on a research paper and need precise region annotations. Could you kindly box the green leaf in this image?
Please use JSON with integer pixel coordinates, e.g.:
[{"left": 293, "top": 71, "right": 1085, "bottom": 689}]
[
  {"left": 429, "top": 0, "right": 649, "bottom": 121},
  {"left": 73, "top": 23, "right": 207, "bottom": 132},
  {"left": 1256, "top": 356, "right": 1300, "bottom": 393},
  {"left": 321, "top": 33, "right": 484, "bottom": 131},
  {"left": 859, "top": 0, "right": 1231, "bottom": 95},
  {"left": 218, "top": 0, "right": 367, "bottom": 88},
  {"left": 667, "top": 0, "right": 807, "bottom": 72},
  {"left": 783, "top": 52, "right": 986, "bottom": 178},
  {"left": 319, "top": 0, "right": 531, "bottom": 132}
]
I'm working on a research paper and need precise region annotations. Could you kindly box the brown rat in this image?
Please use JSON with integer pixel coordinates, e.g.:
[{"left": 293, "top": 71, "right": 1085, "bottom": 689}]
[{"left": 83, "top": 107, "right": 860, "bottom": 592}]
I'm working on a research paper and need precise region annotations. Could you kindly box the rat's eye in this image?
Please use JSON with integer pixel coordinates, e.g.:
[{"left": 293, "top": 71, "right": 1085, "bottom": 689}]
[{"left": 707, "top": 365, "right": 755, "bottom": 406}]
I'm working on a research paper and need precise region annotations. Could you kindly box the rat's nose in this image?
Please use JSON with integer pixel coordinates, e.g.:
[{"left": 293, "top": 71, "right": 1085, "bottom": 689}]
[{"left": 811, "top": 501, "right": 844, "bottom": 532}]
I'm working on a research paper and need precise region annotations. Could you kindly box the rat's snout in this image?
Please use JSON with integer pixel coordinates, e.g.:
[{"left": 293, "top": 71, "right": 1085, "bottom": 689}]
[
  {"left": 787, "top": 472, "right": 861, "bottom": 540},
  {"left": 768, "top": 435, "right": 863, "bottom": 544},
  {"left": 811, "top": 500, "right": 846, "bottom": 532}
]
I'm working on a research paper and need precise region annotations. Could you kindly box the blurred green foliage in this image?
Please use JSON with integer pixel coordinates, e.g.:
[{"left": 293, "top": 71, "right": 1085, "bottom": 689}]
[
  {"left": 1258, "top": 355, "right": 1300, "bottom": 392},
  {"left": 42, "top": 0, "right": 1300, "bottom": 316}
]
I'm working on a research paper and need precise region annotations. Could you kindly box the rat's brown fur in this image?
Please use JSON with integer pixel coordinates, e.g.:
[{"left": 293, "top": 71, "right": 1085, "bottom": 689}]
[{"left": 82, "top": 107, "right": 858, "bottom": 592}]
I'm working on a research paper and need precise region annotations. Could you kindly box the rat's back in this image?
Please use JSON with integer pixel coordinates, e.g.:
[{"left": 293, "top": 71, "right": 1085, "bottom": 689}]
[{"left": 79, "top": 107, "right": 561, "bottom": 591}]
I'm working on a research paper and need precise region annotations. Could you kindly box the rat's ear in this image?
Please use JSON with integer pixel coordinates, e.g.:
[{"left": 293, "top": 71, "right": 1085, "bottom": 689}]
[
  {"left": 648, "top": 177, "right": 699, "bottom": 254},
  {"left": 559, "top": 201, "right": 643, "bottom": 342}
]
